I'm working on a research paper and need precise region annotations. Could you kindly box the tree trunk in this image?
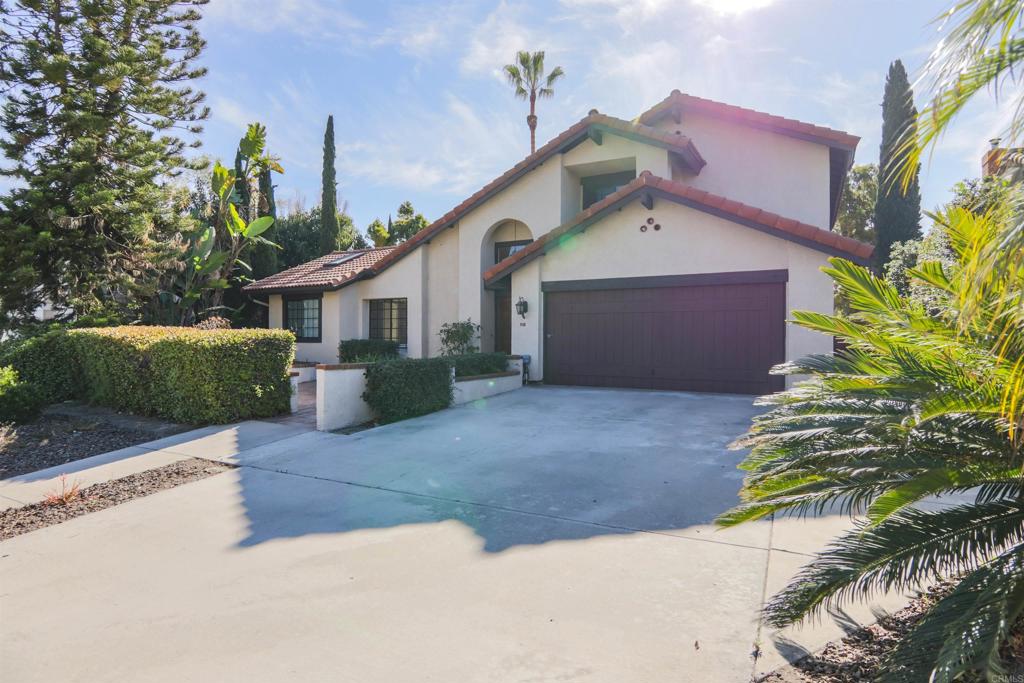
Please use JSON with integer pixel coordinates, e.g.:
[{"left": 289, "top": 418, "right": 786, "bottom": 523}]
[{"left": 528, "top": 92, "right": 537, "bottom": 154}]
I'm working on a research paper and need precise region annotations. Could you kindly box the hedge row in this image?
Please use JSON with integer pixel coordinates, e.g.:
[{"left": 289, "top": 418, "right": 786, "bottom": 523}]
[
  {"left": 0, "top": 366, "right": 46, "bottom": 424},
  {"left": 338, "top": 338, "right": 399, "bottom": 362},
  {"left": 0, "top": 327, "right": 295, "bottom": 425},
  {"left": 362, "top": 358, "right": 453, "bottom": 424},
  {"left": 446, "top": 352, "right": 509, "bottom": 378}
]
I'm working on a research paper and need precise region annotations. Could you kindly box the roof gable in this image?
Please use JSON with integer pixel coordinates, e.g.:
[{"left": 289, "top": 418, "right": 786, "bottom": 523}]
[
  {"left": 360, "top": 113, "right": 704, "bottom": 279},
  {"left": 483, "top": 171, "right": 872, "bottom": 285}
]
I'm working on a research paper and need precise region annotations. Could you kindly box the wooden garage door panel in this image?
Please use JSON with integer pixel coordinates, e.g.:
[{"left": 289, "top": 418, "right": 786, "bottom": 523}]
[{"left": 544, "top": 281, "right": 785, "bottom": 394}]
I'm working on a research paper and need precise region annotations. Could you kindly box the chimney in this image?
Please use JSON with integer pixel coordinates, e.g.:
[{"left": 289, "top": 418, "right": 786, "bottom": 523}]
[{"left": 983, "top": 138, "right": 1004, "bottom": 176}]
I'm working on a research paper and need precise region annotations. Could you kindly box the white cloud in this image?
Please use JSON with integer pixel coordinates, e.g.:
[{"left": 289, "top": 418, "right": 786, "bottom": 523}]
[
  {"left": 202, "top": 0, "right": 362, "bottom": 41},
  {"left": 336, "top": 93, "right": 524, "bottom": 198},
  {"left": 461, "top": 1, "right": 560, "bottom": 80},
  {"left": 690, "top": 0, "right": 778, "bottom": 16}
]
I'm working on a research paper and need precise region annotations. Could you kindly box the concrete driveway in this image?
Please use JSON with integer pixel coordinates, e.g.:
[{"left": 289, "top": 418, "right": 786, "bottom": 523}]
[{"left": 0, "top": 386, "right": 902, "bottom": 682}]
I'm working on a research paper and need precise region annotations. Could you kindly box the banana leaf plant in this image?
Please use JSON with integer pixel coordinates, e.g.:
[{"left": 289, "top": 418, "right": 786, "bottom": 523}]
[{"left": 160, "top": 123, "right": 283, "bottom": 325}]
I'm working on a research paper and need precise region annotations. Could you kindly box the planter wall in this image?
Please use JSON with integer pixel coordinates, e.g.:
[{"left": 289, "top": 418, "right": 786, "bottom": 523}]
[{"left": 453, "top": 370, "right": 522, "bottom": 406}]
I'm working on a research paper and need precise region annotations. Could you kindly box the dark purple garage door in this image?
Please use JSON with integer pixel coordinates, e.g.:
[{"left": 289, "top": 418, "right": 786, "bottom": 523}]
[{"left": 542, "top": 271, "right": 787, "bottom": 395}]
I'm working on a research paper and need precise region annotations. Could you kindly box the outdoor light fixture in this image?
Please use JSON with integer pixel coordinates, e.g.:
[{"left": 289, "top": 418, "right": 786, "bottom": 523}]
[{"left": 515, "top": 297, "right": 528, "bottom": 318}]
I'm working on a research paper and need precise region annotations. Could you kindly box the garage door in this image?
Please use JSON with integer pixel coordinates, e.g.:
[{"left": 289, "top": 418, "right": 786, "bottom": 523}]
[{"left": 543, "top": 271, "right": 786, "bottom": 395}]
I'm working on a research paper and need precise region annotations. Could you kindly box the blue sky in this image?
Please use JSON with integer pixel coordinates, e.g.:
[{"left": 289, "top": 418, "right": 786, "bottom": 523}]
[{"left": 196, "top": 1, "right": 1014, "bottom": 229}]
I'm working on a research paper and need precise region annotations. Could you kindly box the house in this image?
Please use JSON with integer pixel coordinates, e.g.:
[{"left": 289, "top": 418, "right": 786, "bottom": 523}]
[{"left": 243, "top": 90, "right": 872, "bottom": 394}]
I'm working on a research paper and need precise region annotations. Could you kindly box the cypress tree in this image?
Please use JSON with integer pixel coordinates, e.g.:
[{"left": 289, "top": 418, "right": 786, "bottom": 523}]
[
  {"left": 873, "top": 60, "right": 922, "bottom": 272},
  {"left": 319, "top": 114, "right": 341, "bottom": 254}
]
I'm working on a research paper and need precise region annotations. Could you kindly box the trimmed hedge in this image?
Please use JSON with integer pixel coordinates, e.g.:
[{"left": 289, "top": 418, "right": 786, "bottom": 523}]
[
  {"left": 66, "top": 327, "right": 295, "bottom": 424},
  {"left": 363, "top": 358, "right": 453, "bottom": 424},
  {"left": 0, "top": 330, "right": 79, "bottom": 403},
  {"left": 338, "top": 338, "right": 400, "bottom": 363},
  {"left": 0, "top": 366, "right": 46, "bottom": 424},
  {"left": 446, "top": 352, "right": 509, "bottom": 378}
]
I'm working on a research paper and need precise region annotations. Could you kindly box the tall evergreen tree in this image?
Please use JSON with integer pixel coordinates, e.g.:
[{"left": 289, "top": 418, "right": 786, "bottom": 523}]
[
  {"left": 319, "top": 114, "right": 341, "bottom": 254},
  {"left": 0, "top": 0, "right": 209, "bottom": 320},
  {"left": 873, "top": 60, "right": 922, "bottom": 272}
]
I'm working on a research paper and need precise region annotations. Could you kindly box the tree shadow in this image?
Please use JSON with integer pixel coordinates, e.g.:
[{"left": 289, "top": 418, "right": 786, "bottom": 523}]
[{"left": 226, "top": 386, "right": 766, "bottom": 552}]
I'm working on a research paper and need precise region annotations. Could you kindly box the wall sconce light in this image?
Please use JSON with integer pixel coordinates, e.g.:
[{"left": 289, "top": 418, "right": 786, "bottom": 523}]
[{"left": 515, "top": 297, "right": 529, "bottom": 319}]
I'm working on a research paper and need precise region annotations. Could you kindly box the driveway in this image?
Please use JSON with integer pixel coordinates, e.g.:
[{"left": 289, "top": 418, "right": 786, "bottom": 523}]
[{"left": 0, "top": 387, "right": 903, "bottom": 682}]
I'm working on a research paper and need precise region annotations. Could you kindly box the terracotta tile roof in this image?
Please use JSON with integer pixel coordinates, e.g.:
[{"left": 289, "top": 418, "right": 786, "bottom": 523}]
[
  {"left": 360, "top": 113, "right": 705, "bottom": 279},
  {"left": 637, "top": 90, "right": 860, "bottom": 151},
  {"left": 482, "top": 171, "right": 873, "bottom": 284},
  {"left": 242, "top": 247, "right": 396, "bottom": 293}
]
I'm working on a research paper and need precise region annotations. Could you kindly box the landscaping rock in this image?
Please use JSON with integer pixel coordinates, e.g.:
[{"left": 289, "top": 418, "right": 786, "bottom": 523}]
[{"left": 0, "top": 458, "right": 234, "bottom": 540}]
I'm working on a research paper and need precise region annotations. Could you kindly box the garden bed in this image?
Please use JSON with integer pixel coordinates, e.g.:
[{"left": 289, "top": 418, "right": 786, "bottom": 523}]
[
  {"left": 0, "top": 458, "right": 234, "bottom": 541},
  {"left": 760, "top": 581, "right": 1023, "bottom": 682},
  {"left": 0, "top": 413, "right": 165, "bottom": 480}
]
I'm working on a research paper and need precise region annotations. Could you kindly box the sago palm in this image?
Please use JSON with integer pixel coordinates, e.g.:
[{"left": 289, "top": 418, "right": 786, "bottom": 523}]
[
  {"left": 503, "top": 50, "right": 564, "bottom": 154},
  {"left": 717, "top": 198, "right": 1024, "bottom": 681}
]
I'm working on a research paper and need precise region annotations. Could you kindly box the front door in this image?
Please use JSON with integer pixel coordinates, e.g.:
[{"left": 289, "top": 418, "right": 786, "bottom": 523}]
[{"left": 495, "top": 288, "right": 512, "bottom": 354}]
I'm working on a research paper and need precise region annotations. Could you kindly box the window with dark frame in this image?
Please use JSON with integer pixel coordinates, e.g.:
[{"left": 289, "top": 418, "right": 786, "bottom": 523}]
[
  {"left": 581, "top": 170, "right": 636, "bottom": 210},
  {"left": 283, "top": 296, "right": 322, "bottom": 343},
  {"left": 494, "top": 239, "right": 533, "bottom": 264},
  {"left": 369, "top": 298, "right": 408, "bottom": 346}
]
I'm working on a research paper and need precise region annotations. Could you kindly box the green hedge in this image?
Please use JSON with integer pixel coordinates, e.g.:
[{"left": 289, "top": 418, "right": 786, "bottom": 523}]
[
  {"left": 64, "top": 327, "right": 295, "bottom": 424},
  {"left": 363, "top": 358, "right": 453, "bottom": 424},
  {"left": 338, "top": 338, "right": 400, "bottom": 363},
  {"left": 0, "top": 366, "right": 46, "bottom": 424},
  {"left": 446, "top": 352, "right": 509, "bottom": 378},
  {"left": 0, "top": 330, "right": 79, "bottom": 403}
]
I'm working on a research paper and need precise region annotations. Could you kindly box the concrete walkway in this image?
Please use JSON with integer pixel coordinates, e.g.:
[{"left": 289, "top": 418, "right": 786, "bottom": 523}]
[{"left": 0, "top": 386, "right": 908, "bottom": 682}]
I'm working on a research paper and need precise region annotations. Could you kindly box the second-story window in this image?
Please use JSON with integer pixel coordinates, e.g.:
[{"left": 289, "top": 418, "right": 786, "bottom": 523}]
[
  {"left": 581, "top": 170, "right": 636, "bottom": 210},
  {"left": 495, "top": 240, "right": 532, "bottom": 263}
]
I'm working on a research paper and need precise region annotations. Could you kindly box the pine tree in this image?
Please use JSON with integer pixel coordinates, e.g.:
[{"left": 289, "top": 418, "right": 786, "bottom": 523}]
[
  {"left": 873, "top": 60, "right": 922, "bottom": 272},
  {"left": 319, "top": 114, "right": 341, "bottom": 254},
  {"left": 0, "top": 0, "right": 209, "bottom": 320},
  {"left": 389, "top": 200, "right": 429, "bottom": 244}
]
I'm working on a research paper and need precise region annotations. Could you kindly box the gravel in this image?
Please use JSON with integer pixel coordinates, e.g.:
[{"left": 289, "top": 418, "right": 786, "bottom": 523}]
[
  {"left": 759, "top": 581, "right": 1024, "bottom": 682},
  {"left": 0, "top": 414, "right": 161, "bottom": 479},
  {"left": 0, "top": 458, "right": 234, "bottom": 541}
]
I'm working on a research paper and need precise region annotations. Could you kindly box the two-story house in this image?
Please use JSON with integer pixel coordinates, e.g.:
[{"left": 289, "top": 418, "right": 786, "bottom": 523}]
[{"left": 243, "top": 90, "right": 872, "bottom": 395}]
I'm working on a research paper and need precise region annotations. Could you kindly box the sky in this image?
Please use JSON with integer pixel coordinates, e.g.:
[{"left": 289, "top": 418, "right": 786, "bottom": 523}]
[{"left": 76, "top": 1, "right": 1024, "bottom": 230}]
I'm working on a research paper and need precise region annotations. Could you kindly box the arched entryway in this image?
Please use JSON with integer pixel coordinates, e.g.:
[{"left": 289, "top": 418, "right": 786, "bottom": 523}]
[{"left": 481, "top": 219, "right": 533, "bottom": 353}]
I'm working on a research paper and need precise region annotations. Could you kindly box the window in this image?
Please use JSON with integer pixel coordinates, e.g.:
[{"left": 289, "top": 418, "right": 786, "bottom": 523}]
[
  {"left": 369, "top": 298, "right": 407, "bottom": 346},
  {"left": 581, "top": 170, "right": 636, "bottom": 210},
  {"left": 283, "top": 296, "right": 321, "bottom": 343},
  {"left": 494, "top": 240, "right": 532, "bottom": 263}
]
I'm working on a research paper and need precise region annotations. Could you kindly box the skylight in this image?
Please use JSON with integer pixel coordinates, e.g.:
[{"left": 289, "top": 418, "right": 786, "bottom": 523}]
[{"left": 322, "top": 253, "right": 359, "bottom": 268}]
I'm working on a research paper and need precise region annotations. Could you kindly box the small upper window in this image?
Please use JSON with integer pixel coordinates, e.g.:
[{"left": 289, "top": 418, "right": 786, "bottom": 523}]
[
  {"left": 581, "top": 170, "right": 636, "bottom": 210},
  {"left": 495, "top": 240, "right": 532, "bottom": 263},
  {"left": 369, "top": 298, "right": 408, "bottom": 347},
  {"left": 284, "top": 297, "right": 321, "bottom": 343}
]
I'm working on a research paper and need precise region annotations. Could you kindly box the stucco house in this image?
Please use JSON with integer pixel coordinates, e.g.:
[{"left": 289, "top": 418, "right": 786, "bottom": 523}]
[{"left": 243, "top": 90, "right": 872, "bottom": 394}]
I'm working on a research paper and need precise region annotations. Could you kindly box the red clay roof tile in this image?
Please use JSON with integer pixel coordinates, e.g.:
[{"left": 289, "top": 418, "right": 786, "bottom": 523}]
[
  {"left": 242, "top": 247, "right": 396, "bottom": 293},
  {"left": 638, "top": 90, "right": 860, "bottom": 151}
]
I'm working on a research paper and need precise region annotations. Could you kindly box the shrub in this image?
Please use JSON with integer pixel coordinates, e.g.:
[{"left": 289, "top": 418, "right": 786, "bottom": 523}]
[
  {"left": 193, "top": 315, "right": 232, "bottom": 330},
  {"left": 0, "top": 329, "right": 79, "bottom": 403},
  {"left": 66, "top": 327, "right": 295, "bottom": 424},
  {"left": 0, "top": 366, "right": 45, "bottom": 424},
  {"left": 446, "top": 352, "right": 509, "bottom": 378},
  {"left": 363, "top": 358, "right": 452, "bottom": 424},
  {"left": 438, "top": 319, "right": 480, "bottom": 355},
  {"left": 338, "top": 339, "right": 399, "bottom": 363}
]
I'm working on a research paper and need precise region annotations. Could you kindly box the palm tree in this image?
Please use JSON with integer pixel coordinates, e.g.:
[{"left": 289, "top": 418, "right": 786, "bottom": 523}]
[
  {"left": 503, "top": 50, "right": 565, "bottom": 154},
  {"left": 717, "top": 197, "right": 1024, "bottom": 680}
]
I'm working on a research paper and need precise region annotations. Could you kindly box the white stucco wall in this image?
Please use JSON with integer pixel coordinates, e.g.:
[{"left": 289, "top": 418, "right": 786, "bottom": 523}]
[
  {"left": 269, "top": 290, "right": 347, "bottom": 364},
  {"left": 425, "top": 225, "right": 460, "bottom": 357},
  {"left": 353, "top": 246, "right": 426, "bottom": 358},
  {"left": 509, "top": 200, "right": 835, "bottom": 383},
  {"left": 657, "top": 111, "right": 832, "bottom": 228}
]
